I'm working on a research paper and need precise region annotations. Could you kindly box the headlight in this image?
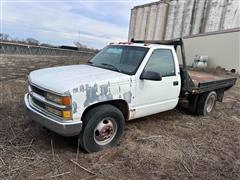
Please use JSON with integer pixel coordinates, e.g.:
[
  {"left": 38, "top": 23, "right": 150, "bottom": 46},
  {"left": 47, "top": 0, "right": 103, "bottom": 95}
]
[
  {"left": 46, "top": 93, "right": 71, "bottom": 105},
  {"left": 45, "top": 92, "right": 72, "bottom": 120},
  {"left": 46, "top": 93, "right": 61, "bottom": 104}
]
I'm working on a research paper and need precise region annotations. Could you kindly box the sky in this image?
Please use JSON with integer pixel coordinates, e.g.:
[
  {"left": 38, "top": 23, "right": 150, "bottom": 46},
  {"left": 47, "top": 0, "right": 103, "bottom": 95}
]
[{"left": 0, "top": 0, "right": 155, "bottom": 48}]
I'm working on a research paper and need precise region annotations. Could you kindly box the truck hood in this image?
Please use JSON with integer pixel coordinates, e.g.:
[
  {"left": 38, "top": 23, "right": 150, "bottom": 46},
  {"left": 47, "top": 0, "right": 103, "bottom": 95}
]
[{"left": 29, "top": 64, "right": 130, "bottom": 94}]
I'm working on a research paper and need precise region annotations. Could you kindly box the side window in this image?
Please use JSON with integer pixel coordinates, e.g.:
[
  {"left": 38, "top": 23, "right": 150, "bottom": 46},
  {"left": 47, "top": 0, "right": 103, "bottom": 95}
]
[{"left": 144, "top": 49, "right": 175, "bottom": 76}]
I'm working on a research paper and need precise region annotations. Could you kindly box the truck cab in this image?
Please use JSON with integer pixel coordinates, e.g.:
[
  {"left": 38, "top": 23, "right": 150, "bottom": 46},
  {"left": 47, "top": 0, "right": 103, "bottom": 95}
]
[{"left": 24, "top": 39, "right": 236, "bottom": 152}]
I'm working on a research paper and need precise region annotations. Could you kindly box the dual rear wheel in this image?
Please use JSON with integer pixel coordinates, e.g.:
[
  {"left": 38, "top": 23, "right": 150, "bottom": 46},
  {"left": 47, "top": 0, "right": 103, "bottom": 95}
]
[{"left": 189, "top": 91, "right": 217, "bottom": 116}]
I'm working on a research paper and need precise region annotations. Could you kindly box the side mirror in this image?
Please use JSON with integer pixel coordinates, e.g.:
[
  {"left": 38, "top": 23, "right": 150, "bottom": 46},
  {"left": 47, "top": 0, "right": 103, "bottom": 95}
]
[{"left": 140, "top": 71, "right": 162, "bottom": 81}]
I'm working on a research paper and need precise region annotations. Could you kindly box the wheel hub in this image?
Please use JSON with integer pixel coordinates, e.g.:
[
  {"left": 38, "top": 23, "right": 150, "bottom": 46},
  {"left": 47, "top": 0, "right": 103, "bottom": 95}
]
[
  {"left": 94, "top": 118, "right": 117, "bottom": 145},
  {"left": 99, "top": 124, "right": 114, "bottom": 140},
  {"left": 206, "top": 94, "right": 216, "bottom": 113}
]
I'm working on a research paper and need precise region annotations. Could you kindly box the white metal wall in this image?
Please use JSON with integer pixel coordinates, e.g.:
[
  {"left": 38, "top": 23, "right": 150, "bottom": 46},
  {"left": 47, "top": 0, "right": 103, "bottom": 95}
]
[
  {"left": 182, "top": 30, "right": 240, "bottom": 72},
  {"left": 128, "top": 0, "right": 240, "bottom": 41}
]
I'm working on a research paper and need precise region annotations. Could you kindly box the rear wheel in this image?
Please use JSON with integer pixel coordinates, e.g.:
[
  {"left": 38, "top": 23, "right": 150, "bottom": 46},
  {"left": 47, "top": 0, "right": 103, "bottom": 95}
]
[
  {"left": 79, "top": 104, "right": 125, "bottom": 153},
  {"left": 197, "top": 91, "right": 217, "bottom": 116}
]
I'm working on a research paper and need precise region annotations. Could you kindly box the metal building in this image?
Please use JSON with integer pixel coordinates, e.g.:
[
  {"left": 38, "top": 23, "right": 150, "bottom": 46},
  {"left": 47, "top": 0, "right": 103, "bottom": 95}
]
[
  {"left": 128, "top": 0, "right": 240, "bottom": 41},
  {"left": 182, "top": 28, "right": 240, "bottom": 73}
]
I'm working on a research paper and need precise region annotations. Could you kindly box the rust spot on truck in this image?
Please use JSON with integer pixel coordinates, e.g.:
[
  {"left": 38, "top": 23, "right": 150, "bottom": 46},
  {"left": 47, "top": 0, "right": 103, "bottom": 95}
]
[{"left": 129, "top": 109, "right": 136, "bottom": 119}]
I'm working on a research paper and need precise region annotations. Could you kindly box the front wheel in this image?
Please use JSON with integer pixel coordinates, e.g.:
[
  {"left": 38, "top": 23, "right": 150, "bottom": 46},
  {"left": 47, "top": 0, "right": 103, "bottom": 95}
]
[{"left": 79, "top": 104, "right": 125, "bottom": 153}]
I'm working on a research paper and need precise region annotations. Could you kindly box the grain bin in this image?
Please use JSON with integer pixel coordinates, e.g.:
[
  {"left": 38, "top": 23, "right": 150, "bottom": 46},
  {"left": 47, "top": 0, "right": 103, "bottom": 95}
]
[{"left": 128, "top": 0, "right": 240, "bottom": 41}]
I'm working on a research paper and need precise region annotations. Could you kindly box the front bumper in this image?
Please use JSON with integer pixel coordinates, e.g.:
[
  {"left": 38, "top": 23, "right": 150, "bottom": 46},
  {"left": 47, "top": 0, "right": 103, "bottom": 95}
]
[{"left": 24, "top": 93, "right": 82, "bottom": 136}]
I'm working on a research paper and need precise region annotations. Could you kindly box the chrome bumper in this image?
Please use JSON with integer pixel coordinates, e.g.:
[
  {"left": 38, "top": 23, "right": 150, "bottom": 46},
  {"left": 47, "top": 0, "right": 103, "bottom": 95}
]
[{"left": 24, "top": 93, "right": 82, "bottom": 136}]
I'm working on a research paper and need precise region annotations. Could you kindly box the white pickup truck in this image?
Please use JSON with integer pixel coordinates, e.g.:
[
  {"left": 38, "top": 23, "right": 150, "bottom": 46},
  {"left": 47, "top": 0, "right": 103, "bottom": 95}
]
[{"left": 24, "top": 39, "right": 236, "bottom": 152}]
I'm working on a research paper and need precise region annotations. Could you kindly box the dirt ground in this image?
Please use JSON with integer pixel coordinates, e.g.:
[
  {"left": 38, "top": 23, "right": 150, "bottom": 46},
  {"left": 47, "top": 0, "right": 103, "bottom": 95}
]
[{"left": 0, "top": 54, "right": 239, "bottom": 180}]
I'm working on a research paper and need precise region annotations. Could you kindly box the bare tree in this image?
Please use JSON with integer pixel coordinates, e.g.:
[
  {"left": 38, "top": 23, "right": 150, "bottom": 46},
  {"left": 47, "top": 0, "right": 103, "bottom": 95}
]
[
  {"left": 26, "top": 38, "right": 40, "bottom": 45},
  {"left": 73, "top": 42, "right": 87, "bottom": 49},
  {"left": 0, "top": 33, "right": 10, "bottom": 41}
]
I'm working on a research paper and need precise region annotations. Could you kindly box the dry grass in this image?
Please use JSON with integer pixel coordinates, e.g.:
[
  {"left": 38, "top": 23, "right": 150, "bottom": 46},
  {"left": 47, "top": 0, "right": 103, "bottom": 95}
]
[{"left": 0, "top": 54, "right": 239, "bottom": 180}]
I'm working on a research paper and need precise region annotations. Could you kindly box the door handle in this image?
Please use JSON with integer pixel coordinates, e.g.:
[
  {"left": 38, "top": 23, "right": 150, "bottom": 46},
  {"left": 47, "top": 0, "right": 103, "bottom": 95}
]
[{"left": 173, "top": 81, "right": 179, "bottom": 86}]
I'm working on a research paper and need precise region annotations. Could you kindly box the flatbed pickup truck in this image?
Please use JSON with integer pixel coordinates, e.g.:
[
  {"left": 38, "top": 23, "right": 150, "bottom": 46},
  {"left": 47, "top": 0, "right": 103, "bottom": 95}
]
[{"left": 24, "top": 39, "right": 237, "bottom": 152}]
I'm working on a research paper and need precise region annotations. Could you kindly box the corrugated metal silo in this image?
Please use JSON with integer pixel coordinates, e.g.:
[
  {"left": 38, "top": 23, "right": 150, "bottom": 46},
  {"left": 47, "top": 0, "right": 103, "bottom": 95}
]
[
  {"left": 164, "top": 0, "right": 177, "bottom": 40},
  {"left": 191, "top": 0, "right": 207, "bottom": 35},
  {"left": 223, "top": 0, "right": 240, "bottom": 29},
  {"left": 204, "top": 0, "right": 226, "bottom": 32},
  {"left": 153, "top": 2, "right": 168, "bottom": 40},
  {"left": 181, "top": 0, "right": 195, "bottom": 36},
  {"left": 140, "top": 6, "right": 150, "bottom": 40},
  {"left": 145, "top": 4, "right": 158, "bottom": 40},
  {"left": 128, "top": 8, "right": 137, "bottom": 41},
  {"left": 128, "top": 0, "right": 240, "bottom": 41},
  {"left": 134, "top": 7, "right": 144, "bottom": 40}
]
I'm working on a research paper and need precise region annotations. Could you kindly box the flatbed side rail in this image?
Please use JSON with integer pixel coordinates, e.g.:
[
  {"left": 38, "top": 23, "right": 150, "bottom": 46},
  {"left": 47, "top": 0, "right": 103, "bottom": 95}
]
[{"left": 195, "top": 77, "right": 237, "bottom": 93}]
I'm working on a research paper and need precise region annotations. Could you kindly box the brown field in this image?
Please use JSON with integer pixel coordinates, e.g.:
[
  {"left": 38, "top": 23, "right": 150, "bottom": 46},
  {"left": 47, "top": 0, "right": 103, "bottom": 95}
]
[{"left": 0, "top": 54, "right": 240, "bottom": 180}]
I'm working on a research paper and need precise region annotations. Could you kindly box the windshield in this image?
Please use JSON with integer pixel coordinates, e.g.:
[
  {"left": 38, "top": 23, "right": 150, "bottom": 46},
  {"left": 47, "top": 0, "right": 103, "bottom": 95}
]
[{"left": 89, "top": 45, "right": 149, "bottom": 75}]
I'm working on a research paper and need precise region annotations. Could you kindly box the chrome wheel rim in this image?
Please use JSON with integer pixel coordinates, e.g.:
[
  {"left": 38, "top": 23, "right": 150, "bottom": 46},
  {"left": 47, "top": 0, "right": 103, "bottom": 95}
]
[
  {"left": 206, "top": 95, "right": 216, "bottom": 113},
  {"left": 94, "top": 117, "right": 117, "bottom": 145}
]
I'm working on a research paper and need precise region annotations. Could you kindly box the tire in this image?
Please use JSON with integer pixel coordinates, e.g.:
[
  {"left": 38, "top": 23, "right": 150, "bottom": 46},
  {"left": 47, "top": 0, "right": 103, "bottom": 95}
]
[
  {"left": 197, "top": 91, "right": 217, "bottom": 116},
  {"left": 79, "top": 104, "right": 125, "bottom": 153},
  {"left": 188, "top": 95, "right": 199, "bottom": 114}
]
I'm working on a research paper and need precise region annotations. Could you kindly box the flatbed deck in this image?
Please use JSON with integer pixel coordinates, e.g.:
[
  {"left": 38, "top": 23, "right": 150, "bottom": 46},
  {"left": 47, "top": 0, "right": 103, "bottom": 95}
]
[
  {"left": 185, "top": 70, "right": 237, "bottom": 94},
  {"left": 188, "top": 71, "right": 225, "bottom": 86}
]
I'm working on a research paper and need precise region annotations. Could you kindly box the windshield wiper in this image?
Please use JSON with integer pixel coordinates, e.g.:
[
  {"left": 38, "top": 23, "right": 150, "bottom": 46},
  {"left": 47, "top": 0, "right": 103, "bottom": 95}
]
[
  {"left": 86, "top": 61, "right": 97, "bottom": 67},
  {"left": 99, "top": 63, "right": 121, "bottom": 72},
  {"left": 86, "top": 61, "right": 93, "bottom": 65}
]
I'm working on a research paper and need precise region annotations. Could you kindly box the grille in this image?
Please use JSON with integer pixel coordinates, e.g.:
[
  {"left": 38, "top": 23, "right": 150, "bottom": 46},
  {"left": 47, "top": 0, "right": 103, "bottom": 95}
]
[
  {"left": 28, "top": 84, "right": 71, "bottom": 119},
  {"left": 31, "top": 85, "right": 45, "bottom": 96},
  {"left": 30, "top": 84, "right": 46, "bottom": 110},
  {"left": 32, "top": 97, "right": 46, "bottom": 109}
]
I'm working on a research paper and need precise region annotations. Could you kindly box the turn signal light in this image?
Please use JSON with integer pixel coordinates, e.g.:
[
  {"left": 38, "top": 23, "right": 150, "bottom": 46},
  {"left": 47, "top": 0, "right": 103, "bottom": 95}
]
[{"left": 62, "top": 96, "right": 71, "bottom": 105}]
